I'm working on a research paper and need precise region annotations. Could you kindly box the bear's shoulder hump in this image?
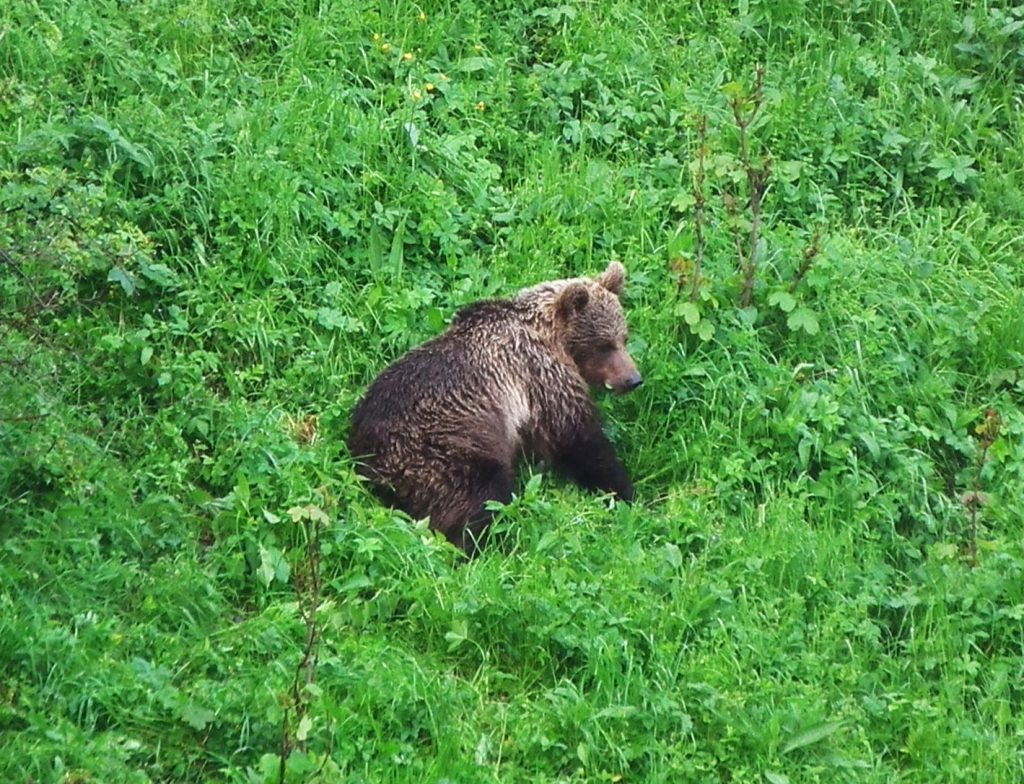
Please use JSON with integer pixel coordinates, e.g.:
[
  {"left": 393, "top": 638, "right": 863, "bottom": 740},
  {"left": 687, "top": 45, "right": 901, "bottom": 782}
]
[{"left": 451, "top": 299, "right": 521, "bottom": 327}]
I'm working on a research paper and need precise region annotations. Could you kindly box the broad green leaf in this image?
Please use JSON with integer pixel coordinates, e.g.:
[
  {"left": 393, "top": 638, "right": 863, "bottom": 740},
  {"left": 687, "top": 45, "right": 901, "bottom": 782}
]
[
  {"left": 775, "top": 160, "right": 802, "bottom": 182},
  {"left": 426, "top": 306, "right": 446, "bottom": 332},
  {"left": 445, "top": 619, "right": 469, "bottom": 651},
  {"left": 288, "top": 504, "right": 329, "bottom": 524},
  {"left": 670, "top": 190, "right": 696, "bottom": 212},
  {"left": 768, "top": 290, "right": 797, "bottom": 313},
  {"left": 138, "top": 260, "right": 178, "bottom": 287},
  {"left": 108, "top": 266, "right": 136, "bottom": 296},
  {"left": 664, "top": 542, "right": 683, "bottom": 568},
  {"left": 257, "top": 544, "right": 289, "bottom": 587},
  {"left": 721, "top": 81, "right": 744, "bottom": 99},
  {"left": 180, "top": 703, "right": 215, "bottom": 731},
  {"left": 403, "top": 121, "right": 419, "bottom": 148},
  {"left": 677, "top": 301, "right": 701, "bottom": 326},
  {"left": 787, "top": 307, "right": 820, "bottom": 335},
  {"left": 858, "top": 432, "right": 880, "bottom": 460},
  {"left": 797, "top": 436, "right": 812, "bottom": 467},
  {"left": 316, "top": 307, "right": 364, "bottom": 332},
  {"left": 737, "top": 306, "right": 758, "bottom": 326},
  {"left": 782, "top": 721, "right": 844, "bottom": 754},
  {"left": 457, "top": 56, "right": 493, "bottom": 73}
]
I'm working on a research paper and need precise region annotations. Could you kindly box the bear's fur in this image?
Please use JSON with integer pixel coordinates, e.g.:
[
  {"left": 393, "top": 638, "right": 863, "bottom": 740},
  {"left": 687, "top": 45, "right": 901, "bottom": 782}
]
[{"left": 348, "top": 261, "right": 642, "bottom": 554}]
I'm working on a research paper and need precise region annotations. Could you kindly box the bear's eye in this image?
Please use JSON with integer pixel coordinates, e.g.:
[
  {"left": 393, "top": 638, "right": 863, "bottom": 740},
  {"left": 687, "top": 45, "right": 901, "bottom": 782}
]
[{"left": 599, "top": 342, "right": 617, "bottom": 354}]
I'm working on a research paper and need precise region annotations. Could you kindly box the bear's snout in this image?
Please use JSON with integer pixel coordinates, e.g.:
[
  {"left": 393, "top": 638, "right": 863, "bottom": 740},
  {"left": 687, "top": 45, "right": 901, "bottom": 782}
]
[
  {"left": 605, "top": 371, "right": 643, "bottom": 394},
  {"left": 624, "top": 372, "right": 643, "bottom": 391},
  {"left": 595, "top": 348, "right": 643, "bottom": 394}
]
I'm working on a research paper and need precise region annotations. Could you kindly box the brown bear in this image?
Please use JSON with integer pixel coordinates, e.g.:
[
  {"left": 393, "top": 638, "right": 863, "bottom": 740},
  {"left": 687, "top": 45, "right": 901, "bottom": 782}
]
[{"left": 348, "top": 261, "right": 642, "bottom": 554}]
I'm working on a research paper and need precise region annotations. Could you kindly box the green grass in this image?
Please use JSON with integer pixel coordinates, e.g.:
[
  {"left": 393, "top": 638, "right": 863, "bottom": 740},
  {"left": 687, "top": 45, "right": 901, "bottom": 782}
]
[{"left": 2, "top": 0, "right": 1023, "bottom": 781}]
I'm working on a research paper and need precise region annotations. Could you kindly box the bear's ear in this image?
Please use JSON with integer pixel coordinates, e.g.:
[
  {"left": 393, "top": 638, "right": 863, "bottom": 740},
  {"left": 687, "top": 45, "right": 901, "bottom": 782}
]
[
  {"left": 555, "top": 282, "right": 590, "bottom": 320},
  {"left": 597, "top": 261, "right": 626, "bottom": 296}
]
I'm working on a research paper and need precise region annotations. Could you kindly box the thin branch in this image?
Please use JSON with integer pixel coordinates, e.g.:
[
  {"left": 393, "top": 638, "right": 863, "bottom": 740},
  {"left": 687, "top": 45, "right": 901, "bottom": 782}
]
[
  {"left": 789, "top": 230, "right": 822, "bottom": 294},
  {"left": 728, "top": 64, "right": 769, "bottom": 308},
  {"left": 740, "top": 164, "right": 770, "bottom": 308},
  {"left": 690, "top": 114, "right": 708, "bottom": 304}
]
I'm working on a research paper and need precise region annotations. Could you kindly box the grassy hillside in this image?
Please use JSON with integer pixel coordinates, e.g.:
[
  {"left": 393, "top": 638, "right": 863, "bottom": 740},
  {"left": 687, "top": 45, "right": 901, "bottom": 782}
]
[{"left": 2, "top": 1, "right": 1023, "bottom": 781}]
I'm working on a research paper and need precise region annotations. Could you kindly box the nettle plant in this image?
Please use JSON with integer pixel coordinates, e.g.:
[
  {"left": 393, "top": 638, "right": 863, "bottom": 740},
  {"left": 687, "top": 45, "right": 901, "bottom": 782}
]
[{"left": 670, "top": 66, "right": 823, "bottom": 343}]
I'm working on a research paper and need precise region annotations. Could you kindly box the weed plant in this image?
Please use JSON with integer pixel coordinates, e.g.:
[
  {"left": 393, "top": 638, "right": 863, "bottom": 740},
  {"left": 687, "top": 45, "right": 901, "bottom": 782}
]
[{"left": 2, "top": 1, "right": 1023, "bottom": 782}]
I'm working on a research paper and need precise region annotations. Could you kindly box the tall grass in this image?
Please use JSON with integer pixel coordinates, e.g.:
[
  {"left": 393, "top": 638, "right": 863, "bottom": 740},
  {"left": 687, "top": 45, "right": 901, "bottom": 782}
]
[{"left": 2, "top": 1, "right": 1022, "bottom": 781}]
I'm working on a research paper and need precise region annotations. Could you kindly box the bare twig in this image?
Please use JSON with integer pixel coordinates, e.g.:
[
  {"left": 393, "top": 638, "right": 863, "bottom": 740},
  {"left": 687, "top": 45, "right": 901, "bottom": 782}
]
[
  {"left": 279, "top": 503, "right": 326, "bottom": 782},
  {"left": 727, "top": 64, "right": 771, "bottom": 308},
  {"left": 278, "top": 711, "right": 290, "bottom": 784},
  {"left": 722, "top": 191, "right": 746, "bottom": 276},
  {"left": 740, "top": 164, "right": 769, "bottom": 308},
  {"left": 690, "top": 114, "right": 708, "bottom": 304},
  {"left": 293, "top": 515, "right": 322, "bottom": 706},
  {"left": 789, "top": 230, "right": 823, "bottom": 294},
  {"left": 963, "top": 409, "right": 1001, "bottom": 566},
  {"left": 728, "top": 64, "right": 765, "bottom": 158}
]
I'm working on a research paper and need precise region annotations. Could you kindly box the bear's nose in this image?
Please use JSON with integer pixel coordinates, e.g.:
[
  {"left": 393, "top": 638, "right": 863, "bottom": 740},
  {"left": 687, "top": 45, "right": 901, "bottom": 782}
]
[{"left": 624, "top": 373, "right": 643, "bottom": 391}]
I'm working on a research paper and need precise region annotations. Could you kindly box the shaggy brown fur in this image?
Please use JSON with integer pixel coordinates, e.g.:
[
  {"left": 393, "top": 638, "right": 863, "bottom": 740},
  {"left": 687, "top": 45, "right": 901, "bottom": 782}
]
[{"left": 348, "top": 261, "right": 642, "bottom": 554}]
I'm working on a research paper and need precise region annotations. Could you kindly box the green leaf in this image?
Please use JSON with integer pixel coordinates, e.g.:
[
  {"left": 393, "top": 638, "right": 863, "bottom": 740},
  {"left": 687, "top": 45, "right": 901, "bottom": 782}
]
[
  {"left": 337, "top": 574, "right": 372, "bottom": 592},
  {"left": 787, "top": 307, "right": 820, "bottom": 335},
  {"left": 721, "top": 81, "right": 744, "bottom": 99},
  {"left": 775, "top": 160, "right": 802, "bottom": 182},
  {"left": 288, "top": 504, "right": 330, "bottom": 524},
  {"left": 670, "top": 190, "right": 696, "bottom": 213},
  {"left": 858, "top": 432, "right": 880, "bottom": 461},
  {"left": 140, "top": 346, "right": 153, "bottom": 365},
  {"left": 180, "top": 703, "right": 216, "bottom": 731},
  {"left": 445, "top": 619, "right": 469, "bottom": 651},
  {"left": 403, "top": 121, "right": 419, "bottom": 148},
  {"left": 138, "top": 260, "right": 179, "bottom": 287},
  {"left": 457, "top": 56, "right": 493, "bottom": 73},
  {"left": 677, "top": 301, "right": 701, "bottom": 326},
  {"left": 664, "top": 542, "right": 683, "bottom": 568},
  {"left": 315, "top": 308, "right": 364, "bottom": 332},
  {"left": 697, "top": 320, "right": 715, "bottom": 341},
  {"left": 257, "top": 545, "right": 290, "bottom": 587},
  {"left": 737, "top": 306, "right": 758, "bottom": 326},
  {"left": 107, "top": 266, "right": 137, "bottom": 296},
  {"left": 425, "top": 306, "right": 446, "bottom": 332},
  {"left": 768, "top": 290, "right": 797, "bottom": 313},
  {"left": 797, "top": 436, "right": 812, "bottom": 467},
  {"left": 296, "top": 714, "right": 313, "bottom": 741},
  {"left": 782, "top": 721, "right": 844, "bottom": 754}
]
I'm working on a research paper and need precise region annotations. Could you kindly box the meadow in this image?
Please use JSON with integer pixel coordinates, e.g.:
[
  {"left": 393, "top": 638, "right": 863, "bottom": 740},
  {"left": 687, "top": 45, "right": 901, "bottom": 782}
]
[{"left": 2, "top": 0, "right": 1023, "bottom": 781}]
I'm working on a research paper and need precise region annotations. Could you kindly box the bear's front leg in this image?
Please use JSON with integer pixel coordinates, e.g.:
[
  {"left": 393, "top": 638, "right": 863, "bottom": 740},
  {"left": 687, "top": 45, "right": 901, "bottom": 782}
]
[{"left": 552, "top": 416, "right": 634, "bottom": 502}]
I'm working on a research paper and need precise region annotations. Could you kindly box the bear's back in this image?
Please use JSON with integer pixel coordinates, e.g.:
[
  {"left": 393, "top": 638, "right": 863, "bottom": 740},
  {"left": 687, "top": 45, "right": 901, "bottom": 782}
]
[{"left": 348, "top": 298, "right": 543, "bottom": 468}]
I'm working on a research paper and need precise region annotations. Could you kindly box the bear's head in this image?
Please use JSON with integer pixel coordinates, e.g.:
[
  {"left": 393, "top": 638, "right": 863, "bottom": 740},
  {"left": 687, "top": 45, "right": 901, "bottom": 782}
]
[{"left": 553, "top": 261, "right": 643, "bottom": 394}]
